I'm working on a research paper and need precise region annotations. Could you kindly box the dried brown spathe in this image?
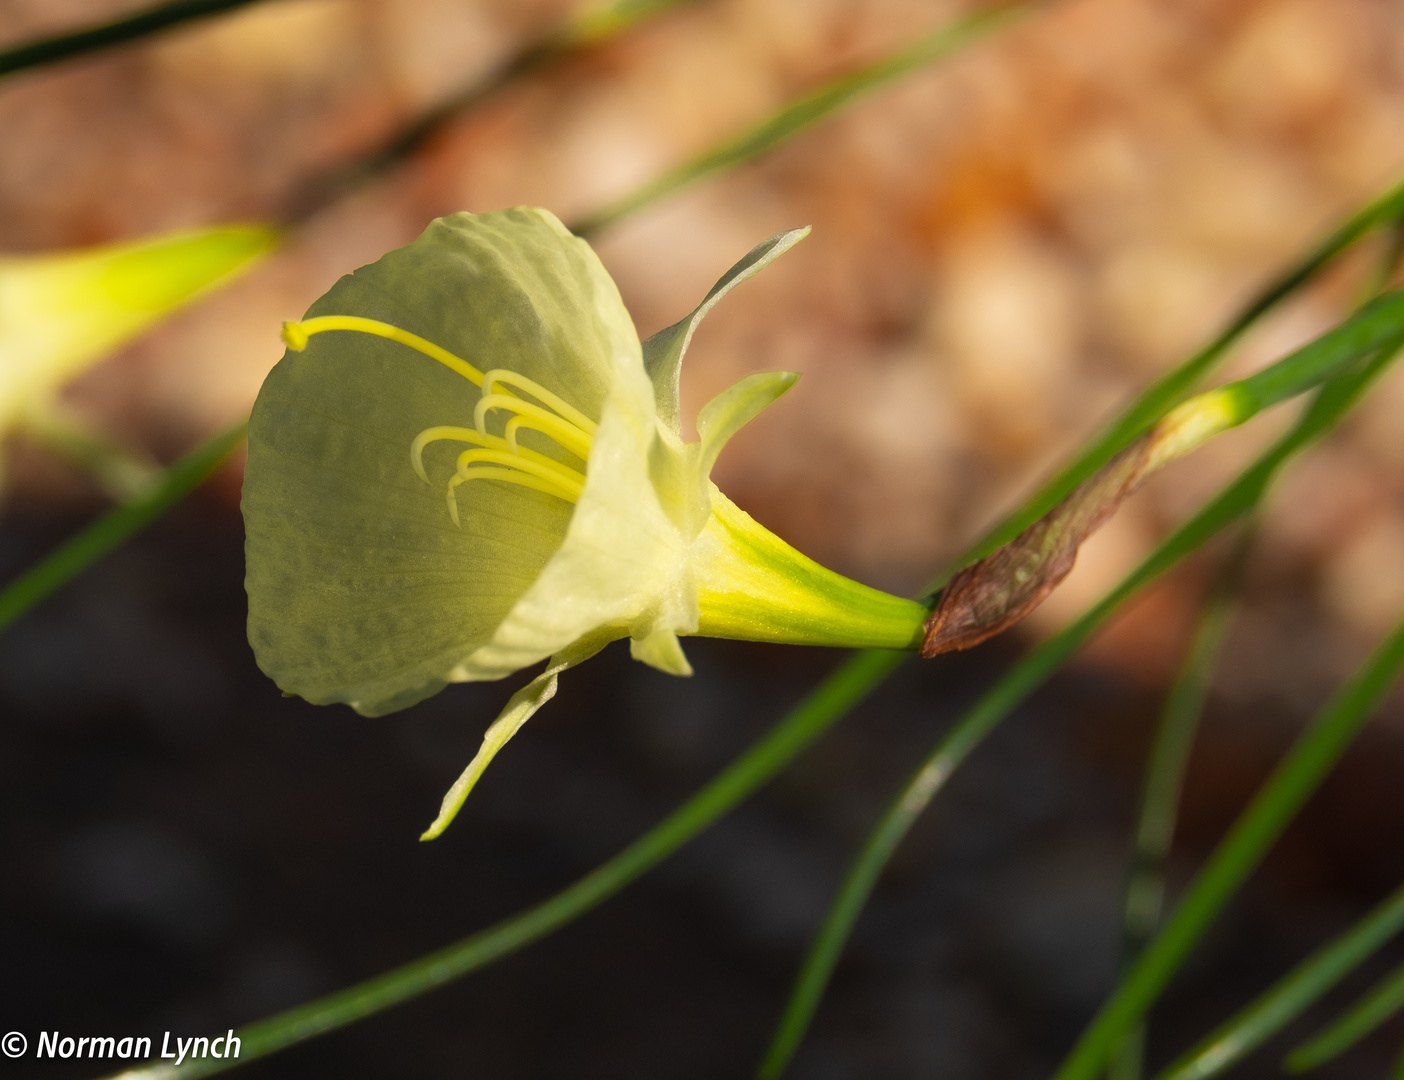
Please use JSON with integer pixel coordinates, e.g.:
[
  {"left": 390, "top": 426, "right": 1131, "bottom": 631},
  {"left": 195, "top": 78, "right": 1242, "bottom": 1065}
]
[{"left": 922, "top": 436, "right": 1153, "bottom": 656}]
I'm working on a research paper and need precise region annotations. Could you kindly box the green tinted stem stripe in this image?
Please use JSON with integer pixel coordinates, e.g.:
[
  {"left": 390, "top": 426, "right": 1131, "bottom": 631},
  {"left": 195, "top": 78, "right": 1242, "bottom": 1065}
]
[
  {"left": 0, "top": 420, "right": 246, "bottom": 631},
  {"left": 1151, "top": 883, "right": 1404, "bottom": 1080}
]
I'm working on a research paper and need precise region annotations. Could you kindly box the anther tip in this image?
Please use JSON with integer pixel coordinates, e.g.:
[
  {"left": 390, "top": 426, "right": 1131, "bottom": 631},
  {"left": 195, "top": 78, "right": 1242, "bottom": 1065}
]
[{"left": 281, "top": 320, "right": 309, "bottom": 351}]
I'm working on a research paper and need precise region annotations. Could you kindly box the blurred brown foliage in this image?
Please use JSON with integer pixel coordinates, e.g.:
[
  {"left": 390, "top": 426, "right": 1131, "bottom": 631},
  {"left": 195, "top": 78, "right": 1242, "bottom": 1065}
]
[{"left": 3, "top": 0, "right": 1404, "bottom": 705}]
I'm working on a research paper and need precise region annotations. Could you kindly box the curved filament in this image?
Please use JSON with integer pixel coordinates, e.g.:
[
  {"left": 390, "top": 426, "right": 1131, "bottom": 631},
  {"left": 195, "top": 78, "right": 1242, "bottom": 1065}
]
[
  {"left": 454, "top": 448, "right": 586, "bottom": 497},
  {"left": 481, "top": 368, "right": 599, "bottom": 436},
  {"left": 473, "top": 394, "right": 593, "bottom": 458},
  {"left": 446, "top": 467, "right": 581, "bottom": 525},
  {"left": 279, "top": 315, "right": 599, "bottom": 519}
]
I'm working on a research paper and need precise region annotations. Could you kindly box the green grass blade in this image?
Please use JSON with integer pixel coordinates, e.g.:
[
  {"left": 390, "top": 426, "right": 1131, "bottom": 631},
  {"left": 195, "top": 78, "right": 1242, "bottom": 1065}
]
[
  {"left": 1052, "top": 438, "right": 1404, "bottom": 1080},
  {"left": 1148, "top": 884, "right": 1404, "bottom": 1080},
  {"left": 97, "top": 648, "right": 905, "bottom": 1080},
  {"left": 1236, "top": 290, "right": 1404, "bottom": 411},
  {"left": 0, "top": 0, "right": 263, "bottom": 79},
  {"left": 756, "top": 345, "right": 1404, "bottom": 1080},
  {"left": 570, "top": 1, "right": 1042, "bottom": 237},
  {"left": 931, "top": 177, "right": 1404, "bottom": 592},
  {"left": 0, "top": 419, "right": 246, "bottom": 631},
  {"left": 1108, "top": 531, "right": 1250, "bottom": 1080},
  {"left": 1286, "top": 958, "right": 1404, "bottom": 1072}
]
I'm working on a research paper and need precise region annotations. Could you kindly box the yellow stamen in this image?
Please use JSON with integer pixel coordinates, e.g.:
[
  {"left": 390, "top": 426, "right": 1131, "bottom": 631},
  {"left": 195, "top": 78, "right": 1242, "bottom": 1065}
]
[
  {"left": 480, "top": 368, "right": 598, "bottom": 436},
  {"left": 454, "top": 448, "right": 586, "bottom": 498},
  {"left": 446, "top": 467, "right": 581, "bottom": 525},
  {"left": 473, "top": 394, "right": 593, "bottom": 458},
  {"left": 279, "top": 315, "right": 599, "bottom": 520},
  {"left": 502, "top": 415, "right": 584, "bottom": 458},
  {"left": 411, "top": 425, "right": 502, "bottom": 483}
]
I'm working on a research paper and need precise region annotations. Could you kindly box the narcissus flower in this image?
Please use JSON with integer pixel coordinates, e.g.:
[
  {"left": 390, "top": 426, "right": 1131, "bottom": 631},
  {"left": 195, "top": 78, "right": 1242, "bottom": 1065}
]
[
  {"left": 242, "top": 208, "right": 927, "bottom": 838},
  {"left": 0, "top": 225, "right": 276, "bottom": 437}
]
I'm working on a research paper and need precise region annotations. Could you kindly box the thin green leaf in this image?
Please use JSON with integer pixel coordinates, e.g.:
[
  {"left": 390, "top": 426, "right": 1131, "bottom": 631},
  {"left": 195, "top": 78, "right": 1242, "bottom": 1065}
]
[
  {"left": 1146, "top": 884, "right": 1404, "bottom": 1080},
  {"left": 1108, "top": 530, "right": 1250, "bottom": 1080},
  {"left": 570, "top": 1, "right": 1043, "bottom": 237},
  {"left": 1053, "top": 415, "right": 1404, "bottom": 1080},
  {"left": 1286, "top": 958, "right": 1404, "bottom": 1072},
  {"left": 1140, "top": 221, "right": 1404, "bottom": 1080},
  {"left": 757, "top": 345, "right": 1404, "bottom": 1080},
  {"left": 97, "top": 648, "right": 905, "bottom": 1080},
  {"left": 0, "top": 0, "right": 263, "bottom": 79},
  {"left": 0, "top": 419, "right": 246, "bottom": 631},
  {"left": 929, "top": 175, "right": 1404, "bottom": 594},
  {"left": 1236, "top": 290, "right": 1404, "bottom": 411}
]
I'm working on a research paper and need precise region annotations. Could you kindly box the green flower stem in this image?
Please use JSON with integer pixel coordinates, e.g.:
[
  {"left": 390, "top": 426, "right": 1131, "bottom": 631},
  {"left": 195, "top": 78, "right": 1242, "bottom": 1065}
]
[
  {"left": 1108, "top": 529, "right": 1250, "bottom": 1080},
  {"left": 571, "top": 0, "right": 1043, "bottom": 237},
  {"left": 0, "top": 420, "right": 246, "bottom": 632},
  {"left": 1147, "top": 883, "right": 1404, "bottom": 1080},
  {"left": 99, "top": 647, "right": 905, "bottom": 1080},
  {"left": 1144, "top": 288, "right": 1404, "bottom": 469},
  {"left": 756, "top": 344, "right": 1404, "bottom": 1080},
  {"left": 931, "top": 175, "right": 1404, "bottom": 595},
  {"left": 1233, "top": 290, "right": 1404, "bottom": 412},
  {"left": 1285, "top": 957, "right": 1404, "bottom": 1073},
  {"left": 0, "top": 0, "right": 263, "bottom": 79},
  {"left": 1053, "top": 502, "right": 1404, "bottom": 1080}
]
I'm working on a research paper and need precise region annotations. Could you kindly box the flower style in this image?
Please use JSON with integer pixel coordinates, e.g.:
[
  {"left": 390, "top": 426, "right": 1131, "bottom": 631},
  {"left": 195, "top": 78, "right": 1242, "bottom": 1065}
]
[{"left": 242, "top": 208, "right": 927, "bottom": 839}]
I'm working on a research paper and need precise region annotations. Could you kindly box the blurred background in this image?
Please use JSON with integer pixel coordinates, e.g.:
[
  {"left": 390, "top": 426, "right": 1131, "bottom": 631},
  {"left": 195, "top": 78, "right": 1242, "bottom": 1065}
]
[{"left": 2, "top": 0, "right": 1404, "bottom": 1076}]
